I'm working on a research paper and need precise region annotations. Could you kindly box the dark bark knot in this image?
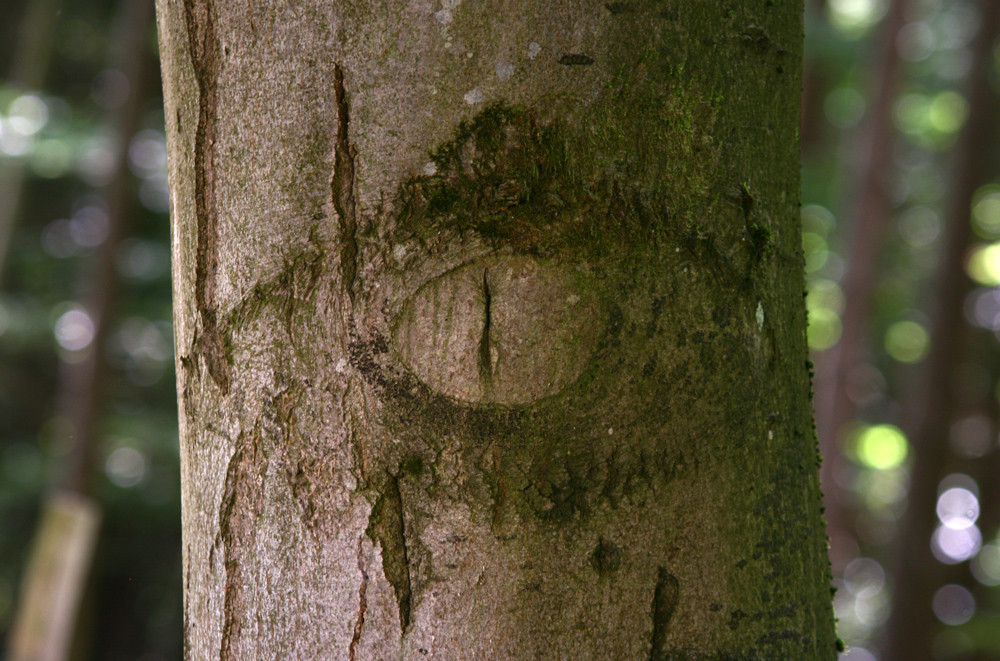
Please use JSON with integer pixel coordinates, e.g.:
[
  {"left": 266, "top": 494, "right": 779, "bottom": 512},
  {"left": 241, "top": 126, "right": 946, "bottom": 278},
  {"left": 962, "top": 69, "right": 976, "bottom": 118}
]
[
  {"left": 649, "top": 567, "right": 680, "bottom": 661},
  {"left": 392, "top": 255, "right": 602, "bottom": 405},
  {"left": 605, "top": 2, "right": 634, "bottom": 15},
  {"left": 559, "top": 53, "right": 595, "bottom": 66},
  {"left": 589, "top": 537, "right": 623, "bottom": 574}
]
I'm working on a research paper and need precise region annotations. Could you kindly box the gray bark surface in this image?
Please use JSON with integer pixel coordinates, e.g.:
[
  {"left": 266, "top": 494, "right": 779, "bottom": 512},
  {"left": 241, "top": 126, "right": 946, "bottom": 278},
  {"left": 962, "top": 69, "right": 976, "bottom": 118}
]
[{"left": 156, "top": 1, "right": 837, "bottom": 658}]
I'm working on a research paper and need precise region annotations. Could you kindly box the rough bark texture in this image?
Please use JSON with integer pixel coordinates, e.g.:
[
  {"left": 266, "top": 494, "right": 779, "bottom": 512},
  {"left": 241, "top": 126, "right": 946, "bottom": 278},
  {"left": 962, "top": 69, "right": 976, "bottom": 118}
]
[{"left": 156, "top": 1, "right": 836, "bottom": 658}]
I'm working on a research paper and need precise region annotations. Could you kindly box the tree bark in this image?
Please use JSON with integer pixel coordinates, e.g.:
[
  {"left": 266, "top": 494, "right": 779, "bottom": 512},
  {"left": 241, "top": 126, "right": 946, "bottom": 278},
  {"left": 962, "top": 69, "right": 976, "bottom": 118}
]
[{"left": 156, "top": 1, "right": 836, "bottom": 658}]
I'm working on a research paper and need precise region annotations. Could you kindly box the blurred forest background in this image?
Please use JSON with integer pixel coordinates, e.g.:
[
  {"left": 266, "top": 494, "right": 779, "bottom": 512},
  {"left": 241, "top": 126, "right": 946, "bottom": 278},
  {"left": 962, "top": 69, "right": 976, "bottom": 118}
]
[{"left": 0, "top": 0, "right": 998, "bottom": 659}]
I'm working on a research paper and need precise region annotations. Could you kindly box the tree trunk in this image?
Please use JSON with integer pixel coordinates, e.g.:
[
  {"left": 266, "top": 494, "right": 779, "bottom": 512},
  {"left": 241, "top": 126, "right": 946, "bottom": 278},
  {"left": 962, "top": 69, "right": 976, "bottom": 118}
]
[
  {"left": 156, "top": 1, "right": 836, "bottom": 658},
  {"left": 0, "top": 0, "right": 60, "bottom": 286}
]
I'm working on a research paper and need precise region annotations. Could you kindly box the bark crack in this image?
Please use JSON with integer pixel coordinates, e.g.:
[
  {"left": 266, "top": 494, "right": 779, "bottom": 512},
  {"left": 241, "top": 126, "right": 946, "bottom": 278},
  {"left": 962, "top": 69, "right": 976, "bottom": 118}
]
[
  {"left": 477, "top": 268, "right": 493, "bottom": 383},
  {"left": 182, "top": 0, "right": 229, "bottom": 393},
  {"left": 365, "top": 475, "right": 412, "bottom": 632},
  {"left": 331, "top": 64, "right": 358, "bottom": 305},
  {"left": 649, "top": 566, "right": 680, "bottom": 661},
  {"left": 349, "top": 536, "right": 369, "bottom": 661},
  {"left": 214, "top": 426, "right": 268, "bottom": 661}
]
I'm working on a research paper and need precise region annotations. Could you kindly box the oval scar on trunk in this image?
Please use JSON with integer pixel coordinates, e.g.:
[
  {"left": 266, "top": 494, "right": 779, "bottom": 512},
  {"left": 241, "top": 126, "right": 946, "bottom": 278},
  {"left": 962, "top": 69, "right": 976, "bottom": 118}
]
[{"left": 392, "top": 255, "right": 601, "bottom": 405}]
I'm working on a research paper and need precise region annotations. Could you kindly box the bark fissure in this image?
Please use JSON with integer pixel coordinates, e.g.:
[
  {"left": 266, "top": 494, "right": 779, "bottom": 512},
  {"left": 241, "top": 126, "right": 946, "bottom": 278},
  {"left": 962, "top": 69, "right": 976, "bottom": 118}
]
[
  {"left": 214, "top": 427, "right": 268, "bottom": 661},
  {"left": 558, "top": 53, "right": 595, "bottom": 66},
  {"left": 183, "top": 548, "right": 193, "bottom": 659},
  {"left": 649, "top": 566, "right": 680, "bottom": 661},
  {"left": 349, "top": 536, "right": 369, "bottom": 661},
  {"left": 182, "top": 0, "right": 229, "bottom": 393},
  {"left": 477, "top": 268, "right": 493, "bottom": 383},
  {"left": 331, "top": 64, "right": 358, "bottom": 304},
  {"left": 365, "top": 475, "right": 412, "bottom": 632}
]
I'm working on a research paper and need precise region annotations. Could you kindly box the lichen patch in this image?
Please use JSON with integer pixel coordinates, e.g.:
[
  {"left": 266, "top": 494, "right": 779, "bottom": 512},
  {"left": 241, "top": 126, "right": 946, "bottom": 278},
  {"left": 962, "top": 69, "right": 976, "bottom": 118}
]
[
  {"left": 495, "top": 61, "right": 514, "bottom": 81},
  {"left": 463, "top": 88, "right": 484, "bottom": 105}
]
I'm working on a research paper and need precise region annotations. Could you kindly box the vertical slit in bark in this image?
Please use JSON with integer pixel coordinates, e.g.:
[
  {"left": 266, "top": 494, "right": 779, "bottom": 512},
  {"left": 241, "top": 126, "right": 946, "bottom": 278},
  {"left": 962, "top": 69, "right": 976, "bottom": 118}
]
[
  {"left": 331, "top": 64, "right": 358, "bottom": 304},
  {"left": 649, "top": 566, "right": 679, "bottom": 661},
  {"left": 216, "top": 428, "right": 268, "bottom": 661},
  {"left": 365, "top": 475, "right": 412, "bottom": 631},
  {"left": 349, "top": 536, "right": 369, "bottom": 661},
  {"left": 182, "top": 0, "right": 229, "bottom": 393},
  {"left": 478, "top": 268, "right": 493, "bottom": 384},
  {"left": 183, "top": 550, "right": 193, "bottom": 658}
]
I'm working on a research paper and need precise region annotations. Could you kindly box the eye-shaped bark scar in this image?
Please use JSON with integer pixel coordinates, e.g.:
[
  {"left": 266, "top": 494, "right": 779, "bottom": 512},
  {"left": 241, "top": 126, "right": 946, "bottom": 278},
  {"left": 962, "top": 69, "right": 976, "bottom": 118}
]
[{"left": 392, "top": 255, "right": 601, "bottom": 405}]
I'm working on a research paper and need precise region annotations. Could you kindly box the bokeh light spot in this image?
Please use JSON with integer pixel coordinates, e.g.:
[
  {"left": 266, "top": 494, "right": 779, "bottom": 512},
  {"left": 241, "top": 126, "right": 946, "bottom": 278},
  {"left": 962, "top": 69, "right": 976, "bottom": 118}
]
[
  {"left": 843, "top": 557, "right": 885, "bottom": 598},
  {"left": 949, "top": 414, "right": 993, "bottom": 458},
  {"left": 839, "top": 648, "right": 877, "bottom": 661},
  {"left": 972, "top": 185, "right": 1000, "bottom": 238},
  {"left": 966, "top": 242, "right": 1000, "bottom": 285},
  {"left": 967, "top": 242, "right": 1000, "bottom": 285},
  {"left": 105, "top": 445, "right": 147, "bottom": 488},
  {"left": 807, "top": 280, "right": 846, "bottom": 315},
  {"left": 936, "top": 488, "right": 979, "bottom": 530},
  {"left": 29, "top": 138, "right": 73, "bottom": 178},
  {"left": 801, "top": 204, "right": 836, "bottom": 235},
  {"left": 884, "top": 320, "right": 929, "bottom": 363},
  {"left": 803, "top": 232, "right": 830, "bottom": 273},
  {"left": 855, "top": 424, "right": 908, "bottom": 470},
  {"left": 932, "top": 524, "right": 981, "bottom": 564},
  {"left": 897, "top": 21, "right": 934, "bottom": 63},
  {"left": 971, "top": 544, "right": 1000, "bottom": 586},
  {"left": 828, "top": 0, "right": 886, "bottom": 35},
  {"left": 7, "top": 94, "right": 48, "bottom": 136},
  {"left": 932, "top": 584, "right": 975, "bottom": 625},
  {"left": 54, "top": 307, "right": 95, "bottom": 351},
  {"left": 927, "top": 91, "right": 967, "bottom": 134},
  {"left": 128, "top": 129, "right": 167, "bottom": 176},
  {"left": 808, "top": 307, "right": 842, "bottom": 351}
]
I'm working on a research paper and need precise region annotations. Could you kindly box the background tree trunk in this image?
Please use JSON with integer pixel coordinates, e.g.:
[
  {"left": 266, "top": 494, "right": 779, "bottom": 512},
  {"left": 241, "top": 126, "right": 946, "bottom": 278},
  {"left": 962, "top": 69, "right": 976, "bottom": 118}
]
[
  {"left": 6, "top": 1, "right": 156, "bottom": 658},
  {"left": 156, "top": 1, "right": 836, "bottom": 658},
  {"left": 812, "top": 0, "right": 909, "bottom": 548},
  {"left": 0, "top": 0, "right": 59, "bottom": 286},
  {"left": 881, "top": 1, "right": 1000, "bottom": 657}
]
